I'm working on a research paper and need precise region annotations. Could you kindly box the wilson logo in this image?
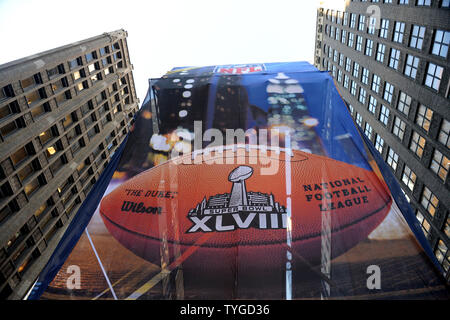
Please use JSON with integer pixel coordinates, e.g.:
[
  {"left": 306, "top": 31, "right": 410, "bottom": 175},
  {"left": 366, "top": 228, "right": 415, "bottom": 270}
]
[{"left": 121, "top": 201, "right": 162, "bottom": 215}]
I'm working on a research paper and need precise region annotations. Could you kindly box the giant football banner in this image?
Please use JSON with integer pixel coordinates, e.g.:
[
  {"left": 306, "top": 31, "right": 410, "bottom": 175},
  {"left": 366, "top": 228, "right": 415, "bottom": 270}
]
[{"left": 28, "top": 62, "right": 449, "bottom": 300}]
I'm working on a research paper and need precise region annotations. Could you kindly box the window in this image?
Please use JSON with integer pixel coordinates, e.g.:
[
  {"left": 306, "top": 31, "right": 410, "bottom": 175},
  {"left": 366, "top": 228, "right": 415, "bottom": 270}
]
[
  {"left": 410, "top": 131, "right": 426, "bottom": 158},
  {"left": 11, "top": 145, "right": 30, "bottom": 166},
  {"left": 441, "top": 0, "right": 450, "bottom": 7},
  {"left": 435, "top": 240, "right": 449, "bottom": 274},
  {"left": 371, "top": 74, "right": 381, "bottom": 93},
  {"left": 356, "top": 35, "right": 363, "bottom": 52},
  {"left": 69, "top": 57, "right": 82, "bottom": 70},
  {"left": 358, "top": 15, "right": 366, "bottom": 31},
  {"left": 344, "top": 74, "right": 350, "bottom": 89},
  {"left": 0, "top": 101, "right": 19, "bottom": 121},
  {"left": 410, "top": 25, "right": 425, "bottom": 50},
  {"left": 51, "top": 77, "right": 68, "bottom": 93},
  {"left": 392, "top": 117, "right": 406, "bottom": 141},
  {"left": 444, "top": 218, "right": 450, "bottom": 239},
  {"left": 359, "top": 87, "right": 367, "bottom": 104},
  {"left": 1, "top": 84, "right": 15, "bottom": 101},
  {"left": 417, "top": 0, "right": 431, "bottom": 6},
  {"left": 426, "top": 63, "right": 444, "bottom": 92},
  {"left": 20, "top": 74, "right": 42, "bottom": 91},
  {"left": 30, "top": 102, "right": 50, "bottom": 118},
  {"left": 397, "top": 92, "right": 411, "bottom": 116},
  {"left": 61, "top": 113, "right": 74, "bottom": 130},
  {"left": 402, "top": 165, "right": 416, "bottom": 191},
  {"left": 17, "top": 162, "right": 36, "bottom": 182},
  {"left": 88, "top": 63, "right": 96, "bottom": 73},
  {"left": 364, "top": 123, "right": 373, "bottom": 139},
  {"left": 353, "top": 62, "right": 360, "bottom": 78},
  {"left": 45, "top": 142, "right": 60, "bottom": 160},
  {"left": 0, "top": 117, "right": 25, "bottom": 137},
  {"left": 432, "top": 30, "right": 449, "bottom": 58},
  {"left": 24, "top": 177, "right": 40, "bottom": 197},
  {"left": 404, "top": 55, "right": 420, "bottom": 79},
  {"left": 421, "top": 186, "right": 438, "bottom": 218},
  {"left": 55, "top": 90, "right": 71, "bottom": 104},
  {"left": 85, "top": 52, "right": 94, "bottom": 62},
  {"left": 368, "top": 16, "right": 377, "bottom": 35},
  {"left": 348, "top": 104, "right": 354, "bottom": 116},
  {"left": 387, "top": 148, "right": 399, "bottom": 171},
  {"left": 368, "top": 96, "right": 377, "bottom": 114},
  {"left": 337, "top": 69, "right": 343, "bottom": 83},
  {"left": 356, "top": 113, "right": 363, "bottom": 127},
  {"left": 379, "top": 19, "right": 389, "bottom": 39},
  {"left": 47, "top": 64, "right": 64, "bottom": 79},
  {"left": 350, "top": 13, "right": 356, "bottom": 29},
  {"left": 389, "top": 48, "right": 401, "bottom": 70},
  {"left": 399, "top": 0, "right": 409, "bottom": 4},
  {"left": 416, "top": 104, "right": 433, "bottom": 132},
  {"left": 341, "top": 29, "right": 347, "bottom": 44},
  {"left": 345, "top": 57, "right": 352, "bottom": 72},
  {"left": 430, "top": 149, "right": 449, "bottom": 181},
  {"left": 39, "top": 126, "right": 57, "bottom": 146},
  {"left": 91, "top": 73, "right": 102, "bottom": 83},
  {"left": 438, "top": 119, "right": 450, "bottom": 148},
  {"left": 351, "top": 81, "right": 358, "bottom": 96},
  {"left": 376, "top": 43, "right": 386, "bottom": 63},
  {"left": 26, "top": 89, "right": 44, "bottom": 106},
  {"left": 416, "top": 210, "right": 431, "bottom": 236},
  {"left": 393, "top": 22, "right": 405, "bottom": 43},
  {"left": 383, "top": 82, "right": 394, "bottom": 104},
  {"left": 361, "top": 68, "right": 369, "bottom": 85},
  {"left": 76, "top": 81, "right": 88, "bottom": 92},
  {"left": 73, "top": 69, "right": 85, "bottom": 81},
  {"left": 365, "top": 39, "right": 373, "bottom": 56},
  {"left": 379, "top": 105, "right": 390, "bottom": 125},
  {"left": 348, "top": 32, "right": 355, "bottom": 48},
  {"left": 375, "top": 134, "right": 384, "bottom": 154}
]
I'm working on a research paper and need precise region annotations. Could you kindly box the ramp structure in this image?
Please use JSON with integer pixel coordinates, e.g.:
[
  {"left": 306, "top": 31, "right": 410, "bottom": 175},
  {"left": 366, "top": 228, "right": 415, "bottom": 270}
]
[{"left": 28, "top": 62, "right": 449, "bottom": 300}]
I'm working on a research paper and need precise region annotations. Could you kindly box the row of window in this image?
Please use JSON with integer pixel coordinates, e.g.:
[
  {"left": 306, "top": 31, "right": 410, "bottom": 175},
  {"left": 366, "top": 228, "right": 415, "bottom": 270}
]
[
  {"left": 350, "top": 104, "right": 447, "bottom": 236},
  {"left": 352, "top": 91, "right": 448, "bottom": 172},
  {"left": 323, "top": 22, "right": 448, "bottom": 92},
  {"left": 0, "top": 41, "right": 125, "bottom": 123},
  {"left": 354, "top": 0, "right": 449, "bottom": 7},
  {"left": 350, "top": 105, "right": 449, "bottom": 277},
  {"left": 0, "top": 134, "right": 118, "bottom": 297},
  {"left": 0, "top": 69, "right": 131, "bottom": 143},
  {"left": 327, "top": 56, "right": 448, "bottom": 139},
  {"left": 0, "top": 97, "right": 130, "bottom": 228}
]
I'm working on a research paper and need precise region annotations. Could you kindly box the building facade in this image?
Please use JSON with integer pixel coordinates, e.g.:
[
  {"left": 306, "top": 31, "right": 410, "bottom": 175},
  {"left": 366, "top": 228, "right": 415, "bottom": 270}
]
[
  {"left": 314, "top": 0, "right": 449, "bottom": 281},
  {"left": 0, "top": 30, "right": 140, "bottom": 299}
]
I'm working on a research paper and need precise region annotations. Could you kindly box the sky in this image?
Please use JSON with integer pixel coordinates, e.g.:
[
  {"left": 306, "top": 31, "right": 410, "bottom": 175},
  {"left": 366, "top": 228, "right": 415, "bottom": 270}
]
[{"left": 0, "top": 0, "right": 346, "bottom": 102}]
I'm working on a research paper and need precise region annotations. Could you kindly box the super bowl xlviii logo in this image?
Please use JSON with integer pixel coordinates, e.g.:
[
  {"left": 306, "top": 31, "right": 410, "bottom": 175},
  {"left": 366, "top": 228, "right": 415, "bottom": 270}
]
[
  {"left": 214, "top": 64, "right": 266, "bottom": 75},
  {"left": 187, "top": 166, "right": 287, "bottom": 233}
]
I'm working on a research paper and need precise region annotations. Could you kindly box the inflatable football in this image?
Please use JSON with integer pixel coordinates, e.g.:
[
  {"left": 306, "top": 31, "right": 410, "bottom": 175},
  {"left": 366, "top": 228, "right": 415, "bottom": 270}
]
[{"left": 99, "top": 145, "right": 392, "bottom": 271}]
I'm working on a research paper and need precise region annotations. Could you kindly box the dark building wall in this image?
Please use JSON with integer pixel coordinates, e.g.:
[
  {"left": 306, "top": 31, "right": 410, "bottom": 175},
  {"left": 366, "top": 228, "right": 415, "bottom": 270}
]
[
  {"left": 314, "top": 0, "right": 450, "bottom": 281},
  {"left": 0, "top": 30, "right": 140, "bottom": 299}
]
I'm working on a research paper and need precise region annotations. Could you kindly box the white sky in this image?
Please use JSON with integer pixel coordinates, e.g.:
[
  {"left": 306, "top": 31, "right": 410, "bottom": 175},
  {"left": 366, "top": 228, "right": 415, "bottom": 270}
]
[{"left": 0, "top": 0, "right": 346, "bottom": 102}]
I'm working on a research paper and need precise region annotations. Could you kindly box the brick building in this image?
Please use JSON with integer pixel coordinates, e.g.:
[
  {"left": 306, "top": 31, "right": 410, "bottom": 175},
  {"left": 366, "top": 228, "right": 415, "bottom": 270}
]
[
  {"left": 314, "top": 0, "right": 449, "bottom": 281},
  {"left": 0, "top": 29, "right": 139, "bottom": 299}
]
